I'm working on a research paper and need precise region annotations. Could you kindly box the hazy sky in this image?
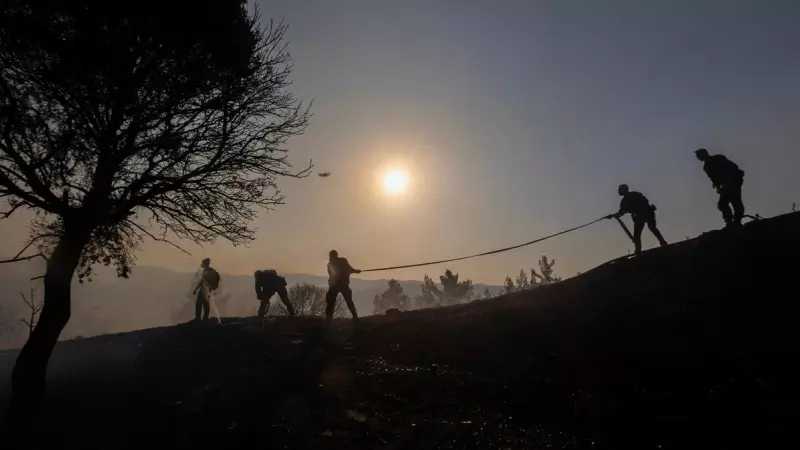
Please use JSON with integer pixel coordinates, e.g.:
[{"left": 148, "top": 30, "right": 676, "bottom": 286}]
[{"left": 2, "top": 0, "right": 799, "bottom": 285}]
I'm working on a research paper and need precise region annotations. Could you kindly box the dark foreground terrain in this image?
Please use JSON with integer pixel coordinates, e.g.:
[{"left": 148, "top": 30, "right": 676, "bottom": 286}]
[{"left": 2, "top": 213, "right": 799, "bottom": 449}]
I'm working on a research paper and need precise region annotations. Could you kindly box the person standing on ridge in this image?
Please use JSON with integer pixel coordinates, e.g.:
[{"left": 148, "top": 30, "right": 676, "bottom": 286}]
[
  {"left": 608, "top": 184, "right": 668, "bottom": 255},
  {"left": 325, "top": 250, "right": 361, "bottom": 322},
  {"left": 254, "top": 269, "right": 295, "bottom": 320},
  {"left": 695, "top": 148, "right": 746, "bottom": 227},
  {"left": 193, "top": 258, "right": 220, "bottom": 321}
]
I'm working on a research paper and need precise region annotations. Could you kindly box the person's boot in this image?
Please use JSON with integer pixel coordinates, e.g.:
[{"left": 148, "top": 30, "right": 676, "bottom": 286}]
[{"left": 722, "top": 210, "right": 734, "bottom": 228}]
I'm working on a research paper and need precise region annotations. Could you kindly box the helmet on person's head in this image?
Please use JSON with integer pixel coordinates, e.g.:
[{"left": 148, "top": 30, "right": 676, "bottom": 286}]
[
  {"left": 695, "top": 148, "right": 709, "bottom": 160},
  {"left": 329, "top": 250, "right": 338, "bottom": 259},
  {"left": 201, "top": 258, "right": 211, "bottom": 268},
  {"left": 618, "top": 184, "right": 629, "bottom": 195}
]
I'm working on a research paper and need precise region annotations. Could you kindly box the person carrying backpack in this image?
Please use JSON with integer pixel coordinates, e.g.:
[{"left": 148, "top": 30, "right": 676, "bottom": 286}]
[
  {"left": 193, "top": 258, "right": 220, "bottom": 321},
  {"left": 695, "top": 148, "right": 746, "bottom": 227}
]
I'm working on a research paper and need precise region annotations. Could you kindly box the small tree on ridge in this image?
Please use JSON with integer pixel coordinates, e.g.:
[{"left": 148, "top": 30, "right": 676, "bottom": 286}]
[{"left": 373, "top": 279, "right": 410, "bottom": 314}]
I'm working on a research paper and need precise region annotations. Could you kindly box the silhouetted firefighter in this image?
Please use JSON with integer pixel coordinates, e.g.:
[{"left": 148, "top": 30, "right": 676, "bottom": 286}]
[
  {"left": 193, "top": 258, "right": 220, "bottom": 321},
  {"left": 254, "top": 269, "right": 295, "bottom": 320},
  {"left": 325, "top": 250, "right": 361, "bottom": 322},
  {"left": 695, "top": 148, "right": 746, "bottom": 227},
  {"left": 608, "top": 184, "right": 668, "bottom": 254}
]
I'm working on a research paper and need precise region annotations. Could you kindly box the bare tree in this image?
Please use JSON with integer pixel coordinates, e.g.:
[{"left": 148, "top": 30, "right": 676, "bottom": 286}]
[
  {"left": 19, "top": 288, "right": 43, "bottom": 337},
  {"left": 271, "top": 283, "right": 344, "bottom": 318},
  {"left": 0, "top": 0, "right": 310, "bottom": 434}
]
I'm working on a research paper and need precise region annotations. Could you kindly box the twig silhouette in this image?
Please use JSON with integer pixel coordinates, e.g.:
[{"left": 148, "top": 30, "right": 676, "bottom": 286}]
[{"left": 20, "top": 288, "right": 43, "bottom": 337}]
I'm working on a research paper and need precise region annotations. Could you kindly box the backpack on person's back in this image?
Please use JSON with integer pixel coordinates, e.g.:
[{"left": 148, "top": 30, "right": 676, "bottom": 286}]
[{"left": 204, "top": 267, "right": 221, "bottom": 291}]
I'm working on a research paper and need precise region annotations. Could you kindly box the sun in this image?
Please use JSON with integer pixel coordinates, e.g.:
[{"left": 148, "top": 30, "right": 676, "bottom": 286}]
[{"left": 382, "top": 169, "right": 409, "bottom": 194}]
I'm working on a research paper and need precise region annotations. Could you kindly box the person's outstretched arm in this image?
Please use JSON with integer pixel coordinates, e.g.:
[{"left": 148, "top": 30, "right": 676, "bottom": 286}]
[
  {"left": 346, "top": 259, "right": 362, "bottom": 274},
  {"left": 609, "top": 199, "right": 627, "bottom": 219}
]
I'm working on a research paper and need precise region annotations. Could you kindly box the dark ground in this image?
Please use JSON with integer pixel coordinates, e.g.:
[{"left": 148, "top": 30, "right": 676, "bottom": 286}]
[{"left": 1, "top": 213, "right": 799, "bottom": 449}]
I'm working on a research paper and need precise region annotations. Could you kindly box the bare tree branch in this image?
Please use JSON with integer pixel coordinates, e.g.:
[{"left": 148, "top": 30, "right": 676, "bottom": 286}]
[
  {"left": 1, "top": 200, "right": 23, "bottom": 219},
  {"left": 0, "top": 234, "right": 49, "bottom": 264},
  {"left": 20, "top": 288, "right": 42, "bottom": 337},
  {"left": 124, "top": 218, "right": 191, "bottom": 256},
  {"left": 0, "top": 253, "right": 44, "bottom": 265},
  {"left": 10, "top": 238, "right": 37, "bottom": 259}
]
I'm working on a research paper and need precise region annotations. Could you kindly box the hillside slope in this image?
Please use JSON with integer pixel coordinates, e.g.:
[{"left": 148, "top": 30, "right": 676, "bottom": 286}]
[
  {"left": 1, "top": 213, "right": 799, "bottom": 449},
  {"left": 0, "top": 262, "right": 502, "bottom": 349}
]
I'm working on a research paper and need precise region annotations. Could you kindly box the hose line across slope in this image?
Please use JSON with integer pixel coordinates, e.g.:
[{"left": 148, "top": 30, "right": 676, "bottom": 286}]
[{"left": 361, "top": 215, "right": 608, "bottom": 272}]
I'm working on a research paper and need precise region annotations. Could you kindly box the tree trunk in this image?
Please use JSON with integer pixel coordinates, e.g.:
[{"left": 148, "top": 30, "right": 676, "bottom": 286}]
[{"left": 0, "top": 226, "right": 92, "bottom": 446}]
